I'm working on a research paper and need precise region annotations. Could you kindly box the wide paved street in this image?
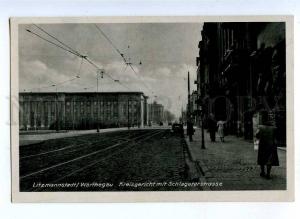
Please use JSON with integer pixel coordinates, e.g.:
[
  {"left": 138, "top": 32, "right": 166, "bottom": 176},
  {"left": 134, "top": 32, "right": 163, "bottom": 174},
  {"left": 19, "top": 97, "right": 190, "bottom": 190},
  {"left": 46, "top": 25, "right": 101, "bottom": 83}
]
[{"left": 19, "top": 129, "right": 201, "bottom": 191}]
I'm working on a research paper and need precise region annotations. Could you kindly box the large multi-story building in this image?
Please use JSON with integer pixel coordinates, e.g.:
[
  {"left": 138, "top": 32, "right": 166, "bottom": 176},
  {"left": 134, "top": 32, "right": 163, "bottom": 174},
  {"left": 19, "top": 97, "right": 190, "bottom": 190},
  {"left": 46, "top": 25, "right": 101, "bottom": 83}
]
[
  {"left": 196, "top": 22, "right": 286, "bottom": 145},
  {"left": 19, "top": 92, "right": 148, "bottom": 130}
]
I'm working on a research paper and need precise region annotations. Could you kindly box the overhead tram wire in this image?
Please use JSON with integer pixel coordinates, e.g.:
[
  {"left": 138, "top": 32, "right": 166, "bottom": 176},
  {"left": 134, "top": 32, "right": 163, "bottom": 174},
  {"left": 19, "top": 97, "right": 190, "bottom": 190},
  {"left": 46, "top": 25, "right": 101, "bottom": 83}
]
[
  {"left": 26, "top": 75, "right": 81, "bottom": 92},
  {"left": 33, "top": 24, "right": 82, "bottom": 57},
  {"left": 81, "top": 64, "right": 131, "bottom": 92},
  {"left": 26, "top": 58, "right": 83, "bottom": 93},
  {"left": 33, "top": 26, "right": 131, "bottom": 91},
  {"left": 128, "top": 63, "right": 154, "bottom": 94},
  {"left": 26, "top": 27, "right": 131, "bottom": 92},
  {"left": 83, "top": 57, "right": 131, "bottom": 91},
  {"left": 77, "top": 57, "right": 83, "bottom": 77},
  {"left": 25, "top": 29, "right": 81, "bottom": 58},
  {"left": 55, "top": 76, "right": 80, "bottom": 86},
  {"left": 93, "top": 24, "right": 155, "bottom": 95},
  {"left": 27, "top": 84, "right": 55, "bottom": 92},
  {"left": 94, "top": 24, "right": 126, "bottom": 62}
]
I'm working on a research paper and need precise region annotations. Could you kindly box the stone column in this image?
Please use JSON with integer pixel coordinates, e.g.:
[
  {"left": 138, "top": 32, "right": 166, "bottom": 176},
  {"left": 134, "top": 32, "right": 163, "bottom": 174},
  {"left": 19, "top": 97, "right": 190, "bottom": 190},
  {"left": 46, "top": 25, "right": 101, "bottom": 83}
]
[
  {"left": 40, "top": 100, "right": 44, "bottom": 128},
  {"left": 140, "top": 97, "right": 144, "bottom": 128},
  {"left": 33, "top": 101, "right": 37, "bottom": 130},
  {"left": 19, "top": 101, "right": 23, "bottom": 130}
]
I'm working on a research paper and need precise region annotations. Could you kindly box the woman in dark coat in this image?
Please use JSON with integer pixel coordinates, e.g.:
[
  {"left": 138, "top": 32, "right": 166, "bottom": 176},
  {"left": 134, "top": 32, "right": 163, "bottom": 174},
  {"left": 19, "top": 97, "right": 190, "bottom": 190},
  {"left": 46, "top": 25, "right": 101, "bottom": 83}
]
[{"left": 256, "top": 122, "right": 279, "bottom": 179}]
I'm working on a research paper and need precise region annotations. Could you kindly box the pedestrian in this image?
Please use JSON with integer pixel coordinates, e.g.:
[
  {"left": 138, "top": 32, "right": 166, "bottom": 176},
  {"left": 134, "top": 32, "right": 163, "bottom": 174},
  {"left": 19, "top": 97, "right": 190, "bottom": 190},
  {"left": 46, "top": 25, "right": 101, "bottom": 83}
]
[
  {"left": 187, "top": 119, "right": 194, "bottom": 142},
  {"left": 217, "top": 120, "right": 226, "bottom": 142},
  {"left": 255, "top": 118, "right": 279, "bottom": 179},
  {"left": 180, "top": 123, "right": 184, "bottom": 138},
  {"left": 207, "top": 113, "right": 217, "bottom": 142}
]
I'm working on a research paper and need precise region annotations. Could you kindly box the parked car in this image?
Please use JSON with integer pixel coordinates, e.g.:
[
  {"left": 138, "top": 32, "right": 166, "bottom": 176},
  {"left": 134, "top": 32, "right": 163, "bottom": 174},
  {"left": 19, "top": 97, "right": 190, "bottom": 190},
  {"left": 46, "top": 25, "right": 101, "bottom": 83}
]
[{"left": 172, "top": 123, "right": 183, "bottom": 134}]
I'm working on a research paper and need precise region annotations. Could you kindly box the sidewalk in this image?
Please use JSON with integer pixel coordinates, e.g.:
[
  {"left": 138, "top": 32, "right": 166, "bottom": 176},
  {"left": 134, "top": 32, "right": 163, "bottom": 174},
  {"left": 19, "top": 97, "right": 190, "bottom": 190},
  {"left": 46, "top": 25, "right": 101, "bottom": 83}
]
[{"left": 185, "top": 128, "right": 286, "bottom": 190}]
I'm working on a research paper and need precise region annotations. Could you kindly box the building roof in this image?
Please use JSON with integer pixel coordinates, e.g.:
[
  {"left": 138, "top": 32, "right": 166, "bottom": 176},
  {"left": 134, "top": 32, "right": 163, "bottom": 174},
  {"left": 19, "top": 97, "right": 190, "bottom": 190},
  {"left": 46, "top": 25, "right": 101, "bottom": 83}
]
[
  {"left": 19, "top": 91, "right": 144, "bottom": 94},
  {"left": 19, "top": 91, "right": 148, "bottom": 99}
]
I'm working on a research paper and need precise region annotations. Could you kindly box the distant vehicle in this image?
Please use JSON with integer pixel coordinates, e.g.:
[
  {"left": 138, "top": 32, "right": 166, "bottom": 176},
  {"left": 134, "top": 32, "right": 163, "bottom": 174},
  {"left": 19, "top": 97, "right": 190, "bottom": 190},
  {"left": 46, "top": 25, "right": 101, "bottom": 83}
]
[
  {"left": 168, "top": 122, "right": 172, "bottom": 126},
  {"left": 172, "top": 123, "right": 183, "bottom": 134},
  {"left": 159, "top": 121, "right": 163, "bottom": 126}
]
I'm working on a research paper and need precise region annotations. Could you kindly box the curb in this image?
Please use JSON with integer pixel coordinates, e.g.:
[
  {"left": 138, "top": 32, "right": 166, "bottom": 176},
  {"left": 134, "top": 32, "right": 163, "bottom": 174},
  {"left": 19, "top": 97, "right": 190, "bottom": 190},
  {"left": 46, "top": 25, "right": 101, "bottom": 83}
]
[{"left": 184, "top": 137, "right": 211, "bottom": 191}]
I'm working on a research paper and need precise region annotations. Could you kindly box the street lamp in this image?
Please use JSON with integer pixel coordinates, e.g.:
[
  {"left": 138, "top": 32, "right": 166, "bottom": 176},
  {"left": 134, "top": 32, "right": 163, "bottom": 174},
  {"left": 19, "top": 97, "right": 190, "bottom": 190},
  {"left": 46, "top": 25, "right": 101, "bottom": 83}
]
[{"left": 200, "top": 105, "right": 206, "bottom": 149}]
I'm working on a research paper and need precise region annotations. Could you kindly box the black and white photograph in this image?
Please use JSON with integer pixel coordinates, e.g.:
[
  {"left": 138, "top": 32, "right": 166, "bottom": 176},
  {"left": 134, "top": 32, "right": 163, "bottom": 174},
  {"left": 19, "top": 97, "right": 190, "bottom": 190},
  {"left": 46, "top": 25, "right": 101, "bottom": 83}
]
[{"left": 10, "top": 16, "right": 294, "bottom": 202}]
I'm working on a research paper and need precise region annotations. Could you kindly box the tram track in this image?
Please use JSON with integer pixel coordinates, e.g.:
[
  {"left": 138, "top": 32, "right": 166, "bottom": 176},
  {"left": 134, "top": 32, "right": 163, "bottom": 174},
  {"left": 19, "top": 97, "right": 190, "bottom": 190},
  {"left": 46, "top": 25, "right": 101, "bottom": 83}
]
[
  {"left": 31, "top": 129, "right": 166, "bottom": 191},
  {"left": 19, "top": 130, "right": 150, "bottom": 176},
  {"left": 20, "top": 130, "right": 142, "bottom": 159},
  {"left": 20, "top": 129, "right": 165, "bottom": 191}
]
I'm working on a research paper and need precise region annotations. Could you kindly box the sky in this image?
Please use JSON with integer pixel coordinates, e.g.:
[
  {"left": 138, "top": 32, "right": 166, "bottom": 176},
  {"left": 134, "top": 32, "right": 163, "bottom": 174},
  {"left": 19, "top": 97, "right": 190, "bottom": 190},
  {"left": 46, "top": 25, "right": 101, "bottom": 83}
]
[{"left": 19, "top": 23, "right": 202, "bottom": 118}]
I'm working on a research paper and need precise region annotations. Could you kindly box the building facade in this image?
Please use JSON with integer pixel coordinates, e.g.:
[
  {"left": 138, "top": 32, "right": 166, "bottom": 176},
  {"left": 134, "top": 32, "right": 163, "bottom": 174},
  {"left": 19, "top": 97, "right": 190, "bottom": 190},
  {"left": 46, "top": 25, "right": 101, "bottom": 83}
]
[
  {"left": 190, "top": 90, "right": 199, "bottom": 125},
  {"left": 19, "top": 92, "right": 148, "bottom": 130},
  {"left": 148, "top": 101, "right": 164, "bottom": 125},
  {"left": 196, "top": 22, "right": 286, "bottom": 145}
]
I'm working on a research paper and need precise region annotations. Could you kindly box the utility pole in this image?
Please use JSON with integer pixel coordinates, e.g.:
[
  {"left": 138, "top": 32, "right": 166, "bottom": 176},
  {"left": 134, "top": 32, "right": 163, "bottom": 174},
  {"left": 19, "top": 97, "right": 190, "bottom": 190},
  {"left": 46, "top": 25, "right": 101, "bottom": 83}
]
[
  {"left": 54, "top": 85, "right": 60, "bottom": 132},
  {"left": 96, "top": 69, "right": 104, "bottom": 133},
  {"left": 187, "top": 71, "right": 191, "bottom": 120},
  {"left": 181, "top": 105, "right": 183, "bottom": 124},
  {"left": 97, "top": 70, "right": 99, "bottom": 133},
  {"left": 72, "top": 98, "right": 75, "bottom": 130},
  {"left": 201, "top": 105, "right": 206, "bottom": 149}
]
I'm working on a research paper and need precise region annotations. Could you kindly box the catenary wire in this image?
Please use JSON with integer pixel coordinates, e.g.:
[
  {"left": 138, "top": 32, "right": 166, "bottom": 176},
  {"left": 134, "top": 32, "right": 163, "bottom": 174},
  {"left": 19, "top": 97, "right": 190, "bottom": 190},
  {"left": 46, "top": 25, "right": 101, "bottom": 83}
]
[
  {"left": 26, "top": 27, "right": 131, "bottom": 91},
  {"left": 93, "top": 24, "right": 154, "bottom": 94},
  {"left": 33, "top": 24, "right": 82, "bottom": 57}
]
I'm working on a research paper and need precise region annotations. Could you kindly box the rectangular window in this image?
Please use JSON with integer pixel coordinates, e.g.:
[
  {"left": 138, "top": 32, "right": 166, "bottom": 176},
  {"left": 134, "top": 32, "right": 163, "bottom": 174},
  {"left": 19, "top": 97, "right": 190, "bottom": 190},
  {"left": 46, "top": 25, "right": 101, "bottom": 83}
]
[
  {"left": 94, "top": 101, "right": 97, "bottom": 113},
  {"left": 51, "top": 102, "right": 55, "bottom": 115},
  {"left": 113, "top": 101, "right": 118, "bottom": 117}
]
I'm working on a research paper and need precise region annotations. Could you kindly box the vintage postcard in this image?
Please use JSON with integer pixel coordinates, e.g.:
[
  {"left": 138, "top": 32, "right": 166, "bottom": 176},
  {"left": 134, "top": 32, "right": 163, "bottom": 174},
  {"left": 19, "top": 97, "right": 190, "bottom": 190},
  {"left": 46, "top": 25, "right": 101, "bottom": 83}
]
[{"left": 10, "top": 16, "right": 294, "bottom": 202}]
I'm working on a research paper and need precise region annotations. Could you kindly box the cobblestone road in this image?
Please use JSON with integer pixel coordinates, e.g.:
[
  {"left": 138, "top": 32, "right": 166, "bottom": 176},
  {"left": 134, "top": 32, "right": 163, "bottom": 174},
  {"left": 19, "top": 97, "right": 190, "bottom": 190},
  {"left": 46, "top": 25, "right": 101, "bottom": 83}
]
[{"left": 20, "top": 129, "right": 202, "bottom": 191}]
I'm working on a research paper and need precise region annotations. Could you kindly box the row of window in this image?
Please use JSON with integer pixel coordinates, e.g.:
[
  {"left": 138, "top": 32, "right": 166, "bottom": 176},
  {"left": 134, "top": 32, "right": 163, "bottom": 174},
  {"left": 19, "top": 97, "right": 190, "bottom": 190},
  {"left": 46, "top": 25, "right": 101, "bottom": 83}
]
[
  {"left": 20, "top": 107, "right": 140, "bottom": 126},
  {"left": 20, "top": 101, "right": 139, "bottom": 114},
  {"left": 22, "top": 113, "right": 140, "bottom": 127}
]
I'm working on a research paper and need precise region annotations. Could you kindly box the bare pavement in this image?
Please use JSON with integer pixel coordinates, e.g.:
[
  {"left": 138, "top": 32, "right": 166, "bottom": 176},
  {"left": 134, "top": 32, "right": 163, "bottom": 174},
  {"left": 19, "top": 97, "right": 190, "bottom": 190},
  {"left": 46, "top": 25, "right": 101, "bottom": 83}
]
[
  {"left": 19, "top": 126, "right": 168, "bottom": 146},
  {"left": 185, "top": 128, "right": 287, "bottom": 190}
]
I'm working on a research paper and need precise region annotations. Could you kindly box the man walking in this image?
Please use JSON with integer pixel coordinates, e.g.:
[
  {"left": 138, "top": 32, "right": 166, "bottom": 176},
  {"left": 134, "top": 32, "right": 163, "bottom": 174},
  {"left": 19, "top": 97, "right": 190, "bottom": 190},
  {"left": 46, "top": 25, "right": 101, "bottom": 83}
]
[
  {"left": 207, "top": 113, "right": 217, "bottom": 142},
  {"left": 187, "top": 118, "right": 195, "bottom": 142}
]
